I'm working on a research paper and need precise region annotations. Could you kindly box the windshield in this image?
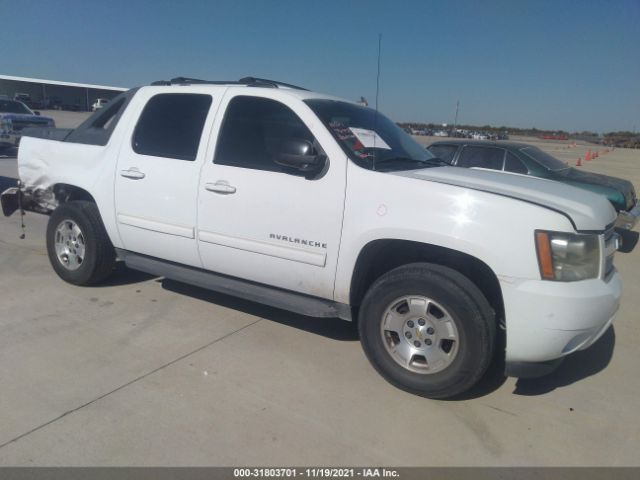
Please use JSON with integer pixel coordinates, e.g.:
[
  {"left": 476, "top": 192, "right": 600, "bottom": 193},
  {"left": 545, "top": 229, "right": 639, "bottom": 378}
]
[
  {"left": 305, "top": 99, "right": 437, "bottom": 171},
  {"left": 0, "top": 100, "right": 33, "bottom": 114},
  {"left": 520, "top": 146, "right": 569, "bottom": 171}
]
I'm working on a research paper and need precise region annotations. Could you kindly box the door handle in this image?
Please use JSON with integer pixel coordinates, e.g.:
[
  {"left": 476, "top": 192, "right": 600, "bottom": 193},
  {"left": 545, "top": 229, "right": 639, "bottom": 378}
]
[
  {"left": 120, "top": 168, "right": 146, "bottom": 180},
  {"left": 205, "top": 181, "right": 237, "bottom": 194}
]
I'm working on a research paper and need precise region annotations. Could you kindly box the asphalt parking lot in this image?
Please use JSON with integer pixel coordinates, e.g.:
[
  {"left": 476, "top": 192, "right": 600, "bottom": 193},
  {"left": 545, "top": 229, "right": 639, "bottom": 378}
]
[{"left": 1, "top": 114, "right": 639, "bottom": 466}]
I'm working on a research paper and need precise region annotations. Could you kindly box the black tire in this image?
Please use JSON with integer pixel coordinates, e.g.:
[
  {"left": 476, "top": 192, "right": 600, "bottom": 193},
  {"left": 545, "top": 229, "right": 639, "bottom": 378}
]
[
  {"left": 46, "top": 201, "right": 116, "bottom": 285},
  {"left": 359, "top": 262, "right": 496, "bottom": 399}
]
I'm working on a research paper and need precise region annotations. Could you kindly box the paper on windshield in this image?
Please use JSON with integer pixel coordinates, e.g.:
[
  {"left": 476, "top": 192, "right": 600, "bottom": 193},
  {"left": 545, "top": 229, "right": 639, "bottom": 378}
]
[{"left": 349, "top": 127, "right": 391, "bottom": 150}]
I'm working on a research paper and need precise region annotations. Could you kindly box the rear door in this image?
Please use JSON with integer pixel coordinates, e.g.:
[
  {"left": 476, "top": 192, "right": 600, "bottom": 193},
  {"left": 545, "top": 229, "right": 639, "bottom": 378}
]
[
  {"left": 196, "top": 92, "right": 347, "bottom": 300},
  {"left": 114, "top": 90, "right": 220, "bottom": 267}
]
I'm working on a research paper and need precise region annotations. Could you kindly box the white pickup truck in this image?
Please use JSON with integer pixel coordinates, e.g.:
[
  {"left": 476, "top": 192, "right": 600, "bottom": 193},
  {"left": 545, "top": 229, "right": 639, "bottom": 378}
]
[{"left": 1, "top": 77, "right": 622, "bottom": 398}]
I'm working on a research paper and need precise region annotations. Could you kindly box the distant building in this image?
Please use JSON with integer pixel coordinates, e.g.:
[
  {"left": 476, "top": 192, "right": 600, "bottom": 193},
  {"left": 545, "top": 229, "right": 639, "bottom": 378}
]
[{"left": 0, "top": 74, "right": 127, "bottom": 111}]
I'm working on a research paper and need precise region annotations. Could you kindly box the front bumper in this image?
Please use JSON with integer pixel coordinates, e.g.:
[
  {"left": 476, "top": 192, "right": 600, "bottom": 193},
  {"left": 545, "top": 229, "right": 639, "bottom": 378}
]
[
  {"left": 501, "top": 272, "right": 622, "bottom": 373},
  {"left": 0, "top": 132, "right": 20, "bottom": 148}
]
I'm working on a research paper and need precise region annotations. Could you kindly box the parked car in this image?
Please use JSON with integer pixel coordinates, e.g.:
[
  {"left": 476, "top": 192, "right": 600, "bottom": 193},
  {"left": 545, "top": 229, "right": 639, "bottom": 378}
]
[
  {"left": 0, "top": 99, "right": 55, "bottom": 150},
  {"left": 62, "top": 102, "right": 82, "bottom": 111},
  {"left": 427, "top": 140, "right": 639, "bottom": 235},
  {"left": 2, "top": 77, "right": 623, "bottom": 399},
  {"left": 91, "top": 98, "right": 110, "bottom": 111}
]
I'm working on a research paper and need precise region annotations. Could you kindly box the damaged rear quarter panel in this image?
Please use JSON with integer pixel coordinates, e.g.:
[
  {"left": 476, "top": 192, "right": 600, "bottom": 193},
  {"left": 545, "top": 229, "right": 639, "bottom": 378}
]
[{"left": 17, "top": 135, "right": 124, "bottom": 248}]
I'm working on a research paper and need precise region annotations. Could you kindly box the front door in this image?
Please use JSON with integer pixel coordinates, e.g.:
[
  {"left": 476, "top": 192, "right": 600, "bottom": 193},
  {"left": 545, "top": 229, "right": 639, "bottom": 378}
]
[{"left": 197, "top": 92, "right": 346, "bottom": 299}]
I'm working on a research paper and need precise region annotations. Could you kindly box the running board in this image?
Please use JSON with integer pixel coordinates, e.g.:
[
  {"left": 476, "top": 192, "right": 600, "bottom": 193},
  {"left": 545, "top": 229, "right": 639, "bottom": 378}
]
[{"left": 117, "top": 250, "right": 352, "bottom": 321}]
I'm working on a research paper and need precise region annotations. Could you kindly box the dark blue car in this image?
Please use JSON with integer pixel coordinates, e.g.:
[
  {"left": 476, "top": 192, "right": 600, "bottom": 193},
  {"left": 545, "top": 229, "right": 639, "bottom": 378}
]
[{"left": 0, "top": 99, "right": 55, "bottom": 151}]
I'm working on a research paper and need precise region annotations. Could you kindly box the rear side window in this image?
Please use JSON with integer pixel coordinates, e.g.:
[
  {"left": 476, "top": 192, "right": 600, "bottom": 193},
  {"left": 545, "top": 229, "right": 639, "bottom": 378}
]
[
  {"left": 91, "top": 98, "right": 124, "bottom": 130},
  {"left": 504, "top": 152, "right": 528, "bottom": 174},
  {"left": 64, "top": 89, "right": 137, "bottom": 146},
  {"left": 214, "top": 96, "right": 315, "bottom": 172},
  {"left": 457, "top": 146, "right": 505, "bottom": 170},
  {"left": 133, "top": 93, "right": 212, "bottom": 161},
  {"left": 428, "top": 144, "right": 458, "bottom": 164}
]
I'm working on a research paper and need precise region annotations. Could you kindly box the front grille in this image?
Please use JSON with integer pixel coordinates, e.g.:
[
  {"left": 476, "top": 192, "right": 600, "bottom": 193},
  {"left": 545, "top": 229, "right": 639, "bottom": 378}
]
[{"left": 603, "top": 227, "right": 617, "bottom": 278}]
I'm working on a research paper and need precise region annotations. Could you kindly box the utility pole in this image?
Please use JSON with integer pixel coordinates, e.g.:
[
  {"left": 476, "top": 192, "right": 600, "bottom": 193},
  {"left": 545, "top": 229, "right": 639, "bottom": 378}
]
[{"left": 453, "top": 100, "right": 459, "bottom": 132}]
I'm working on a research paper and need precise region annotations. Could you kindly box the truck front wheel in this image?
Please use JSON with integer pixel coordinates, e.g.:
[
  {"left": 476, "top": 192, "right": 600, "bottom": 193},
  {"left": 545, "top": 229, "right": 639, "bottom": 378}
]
[
  {"left": 359, "top": 263, "right": 496, "bottom": 399},
  {"left": 46, "top": 201, "right": 116, "bottom": 285}
]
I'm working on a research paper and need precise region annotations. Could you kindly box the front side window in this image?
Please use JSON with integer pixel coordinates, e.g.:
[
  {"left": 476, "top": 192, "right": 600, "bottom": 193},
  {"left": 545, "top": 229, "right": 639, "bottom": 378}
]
[
  {"left": 215, "top": 96, "right": 316, "bottom": 172},
  {"left": 457, "top": 146, "right": 505, "bottom": 170},
  {"left": 305, "top": 99, "right": 441, "bottom": 172},
  {"left": 133, "top": 93, "right": 212, "bottom": 161}
]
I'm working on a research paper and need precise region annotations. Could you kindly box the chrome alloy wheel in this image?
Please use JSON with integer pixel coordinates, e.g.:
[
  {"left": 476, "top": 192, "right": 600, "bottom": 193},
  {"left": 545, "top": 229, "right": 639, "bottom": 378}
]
[
  {"left": 54, "top": 219, "right": 86, "bottom": 271},
  {"left": 380, "top": 295, "right": 459, "bottom": 374}
]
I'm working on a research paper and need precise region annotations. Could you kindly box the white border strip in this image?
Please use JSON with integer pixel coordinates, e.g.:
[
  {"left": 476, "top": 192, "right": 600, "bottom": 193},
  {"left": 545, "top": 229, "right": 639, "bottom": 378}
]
[{"left": 0, "top": 74, "right": 128, "bottom": 91}]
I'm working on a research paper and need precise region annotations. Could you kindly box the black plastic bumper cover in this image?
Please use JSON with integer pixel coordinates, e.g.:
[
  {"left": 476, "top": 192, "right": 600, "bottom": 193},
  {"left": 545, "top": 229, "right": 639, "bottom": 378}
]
[{"left": 1, "top": 187, "right": 20, "bottom": 217}]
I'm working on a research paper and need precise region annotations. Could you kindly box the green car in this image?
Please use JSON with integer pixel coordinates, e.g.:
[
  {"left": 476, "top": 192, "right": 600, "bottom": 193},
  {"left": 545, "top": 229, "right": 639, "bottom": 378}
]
[{"left": 428, "top": 140, "right": 639, "bottom": 232}]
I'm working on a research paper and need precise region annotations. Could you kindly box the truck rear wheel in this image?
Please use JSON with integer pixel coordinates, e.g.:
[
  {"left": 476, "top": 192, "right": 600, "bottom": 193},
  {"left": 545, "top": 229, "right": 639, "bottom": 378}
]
[
  {"left": 46, "top": 201, "right": 115, "bottom": 285},
  {"left": 358, "top": 263, "right": 495, "bottom": 399}
]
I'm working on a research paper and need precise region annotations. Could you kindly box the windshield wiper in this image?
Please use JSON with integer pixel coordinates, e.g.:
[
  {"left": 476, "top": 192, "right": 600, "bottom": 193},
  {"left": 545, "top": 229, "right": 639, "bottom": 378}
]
[{"left": 374, "top": 156, "right": 449, "bottom": 168}]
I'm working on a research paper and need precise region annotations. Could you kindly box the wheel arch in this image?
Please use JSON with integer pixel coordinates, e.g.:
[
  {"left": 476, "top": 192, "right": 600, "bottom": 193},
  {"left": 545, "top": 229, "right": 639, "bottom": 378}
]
[
  {"left": 53, "top": 183, "right": 97, "bottom": 204},
  {"left": 349, "top": 239, "right": 504, "bottom": 324}
]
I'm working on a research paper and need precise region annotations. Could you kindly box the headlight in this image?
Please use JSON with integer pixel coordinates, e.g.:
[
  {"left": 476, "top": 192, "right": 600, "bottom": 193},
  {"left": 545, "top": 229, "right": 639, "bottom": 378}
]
[{"left": 535, "top": 230, "right": 600, "bottom": 281}]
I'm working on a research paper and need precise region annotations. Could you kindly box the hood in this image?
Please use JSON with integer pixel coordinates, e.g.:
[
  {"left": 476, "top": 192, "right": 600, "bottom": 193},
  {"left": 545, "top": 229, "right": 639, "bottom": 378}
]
[
  {"left": 0, "top": 113, "right": 55, "bottom": 124},
  {"left": 390, "top": 166, "right": 616, "bottom": 231},
  {"left": 551, "top": 167, "right": 636, "bottom": 211}
]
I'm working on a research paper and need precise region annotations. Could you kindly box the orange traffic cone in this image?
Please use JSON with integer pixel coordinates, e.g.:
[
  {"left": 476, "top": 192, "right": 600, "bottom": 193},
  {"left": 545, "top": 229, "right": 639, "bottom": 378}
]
[
  {"left": 576, "top": 157, "right": 582, "bottom": 167},
  {"left": 586, "top": 150, "right": 591, "bottom": 161}
]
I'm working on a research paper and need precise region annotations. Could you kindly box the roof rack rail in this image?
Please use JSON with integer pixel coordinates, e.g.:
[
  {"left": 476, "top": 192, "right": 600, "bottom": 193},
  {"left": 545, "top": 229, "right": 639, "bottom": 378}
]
[
  {"left": 151, "top": 77, "right": 242, "bottom": 86},
  {"left": 238, "top": 77, "right": 308, "bottom": 91},
  {"left": 150, "top": 76, "right": 308, "bottom": 90}
]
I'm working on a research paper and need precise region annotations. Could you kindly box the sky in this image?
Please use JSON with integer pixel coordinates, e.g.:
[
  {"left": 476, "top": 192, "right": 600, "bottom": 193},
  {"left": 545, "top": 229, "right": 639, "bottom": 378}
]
[{"left": 1, "top": 0, "right": 638, "bottom": 132}]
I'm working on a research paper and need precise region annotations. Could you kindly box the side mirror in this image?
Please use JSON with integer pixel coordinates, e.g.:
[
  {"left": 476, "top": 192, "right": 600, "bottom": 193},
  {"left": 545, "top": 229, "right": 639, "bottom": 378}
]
[
  {"left": 274, "top": 139, "right": 326, "bottom": 174},
  {"left": 34, "top": 111, "right": 41, "bottom": 116}
]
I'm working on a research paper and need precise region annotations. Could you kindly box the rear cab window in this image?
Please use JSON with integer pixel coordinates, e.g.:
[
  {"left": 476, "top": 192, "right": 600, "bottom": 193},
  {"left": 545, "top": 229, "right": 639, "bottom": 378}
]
[
  {"left": 519, "top": 146, "right": 568, "bottom": 171},
  {"left": 504, "top": 152, "right": 528, "bottom": 174},
  {"left": 428, "top": 144, "right": 458, "bottom": 164}
]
